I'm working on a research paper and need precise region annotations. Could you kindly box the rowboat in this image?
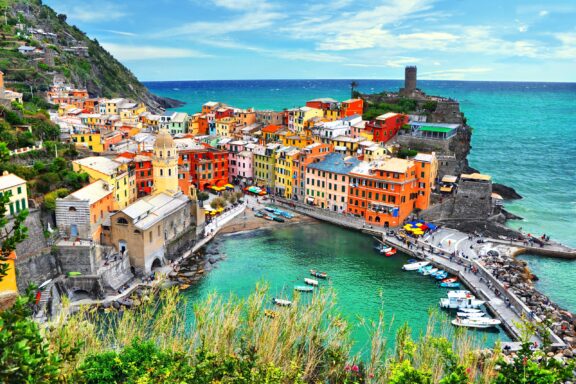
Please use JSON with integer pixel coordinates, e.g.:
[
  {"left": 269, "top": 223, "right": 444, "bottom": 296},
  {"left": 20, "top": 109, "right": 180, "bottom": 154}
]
[
  {"left": 402, "top": 261, "right": 430, "bottom": 271},
  {"left": 294, "top": 285, "right": 314, "bottom": 292},
  {"left": 254, "top": 212, "right": 264, "bottom": 218},
  {"left": 279, "top": 211, "right": 294, "bottom": 219},
  {"left": 456, "top": 311, "right": 485, "bottom": 318},
  {"left": 264, "top": 207, "right": 275, "bottom": 212},
  {"left": 179, "top": 284, "right": 191, "bottom": 291},
  {"left": 440, "top": 282, "right": 461, "bottom": 288},
  {"left": 272, "top": 298, "right": 292, "bottom": 306},
  {"left": 452, "top": 317, "right": 501, "bottom": 329},
  {"left": 433, "top": 271, "right": 448, "bottom": 280},
  {"left": 384, "top": 247, "right": 397, "bottom": 257},
  {"left": 422, "top": 267, "right": 438, "bottom": 276},
  {"left": 263, "top": 215, "right": 274, "bottom": 221},
  {"left": 273, "top": 216, "right": 285, "bottom": 222},
  {"left": 304, "top": 278, "right": 319, "bottom": 286},
  {"left": 442, "top": 277, "right": 458, "bottom": 284},
  {"left": 310, "top": 270, "right": 328, "bottom": 279}
]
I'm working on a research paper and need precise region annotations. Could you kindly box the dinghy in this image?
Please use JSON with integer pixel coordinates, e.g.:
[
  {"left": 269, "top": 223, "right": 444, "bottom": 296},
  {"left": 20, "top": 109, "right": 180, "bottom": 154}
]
[
  {"left": 442, "top": 277, "right": 458, "bottom": 284},
  {"left": 440, "top": 282, "right": 461, "bottom": 288},
  {"left": 456, "top": 311, "right": 485, "bottom": 318},
  {"left": 304, "top": 278, "right": 318, "bottom": 286},
  {"left": 422, "top": 267, "right": 438, "bottom": 276},
  {"left": 310, "top": 270, "right": 328, "bottom": 279},
  {"left": 272, "top": 298, "right": 292, "bottom": 306},
  {"left": 294, "top": 285, "right": 314, "bottom": 292},
  {"left": 402, "top": 261, "right": 430, "bottom": 271},
  {"left": 452, "top": 317, "right": 501, "bottom": 329}
]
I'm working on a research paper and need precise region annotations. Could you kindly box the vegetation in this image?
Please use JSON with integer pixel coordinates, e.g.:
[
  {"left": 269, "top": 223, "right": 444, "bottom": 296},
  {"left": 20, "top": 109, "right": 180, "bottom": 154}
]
[
  {"left": 363, "top": 98, "right": 418, "bottom": 120},
  {"left": 210, "top": 196, "right": 228, "bottom": 209},
  {"left": 397, "top": 148, "right": 419, "bottom": 159}
]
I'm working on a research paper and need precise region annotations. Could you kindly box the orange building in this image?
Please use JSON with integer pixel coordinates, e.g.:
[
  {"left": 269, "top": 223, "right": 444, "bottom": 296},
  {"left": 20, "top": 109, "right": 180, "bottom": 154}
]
[
  {"left": 340, "top": 99, "right": 364, "bottom": 118},
  {"left": 0, "top": 250, "right": 18, "bottom": 307},
  {"left": 364, "top": 113, "right": 409, "bottom": 143},
  {"left": 292, "top": 142, "right": 333, "bottom": 201},
  {"left": 347, "top": 155, "right": 435, "bottom": 227},
  {"left": 261, "top": 124, "right": 283, "bottom": 143}
]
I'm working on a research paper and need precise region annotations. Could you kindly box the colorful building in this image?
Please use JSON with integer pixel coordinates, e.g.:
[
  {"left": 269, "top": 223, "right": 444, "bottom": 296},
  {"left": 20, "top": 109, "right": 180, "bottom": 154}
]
[
  {"left": 292, "top": 142, "right": 333, "bottom": 201},
  {"left": 288, "top": 107, "right": 323, "bottom": 133},
  {"left": 347, "top": 156, "right": 432, "bottom": 227},
  {"left": 152, "top": 129, "right": 180, "bottom": 196},
  {"left": 253, "top": 143, "right": 280, "bottom": 191},
  {"left": 0, "top": 251, "right": 17, "bottom": 307},
  {"left": 331, "top": 136, "right": 363, "bottom": 156},
  {"left": 215, "top": 117, "right": 237, "bottom": 137},
  {"left": 256, "top": 110, "right": 284, "bottom": 126},
  {"left": 305, "top": 152, "right": 360, "bottom": 211},
  {"left": 281, "top": 134, "right": 314, "bottom": 149},
  {"left": 261, "top": 124, "right": 283, "bottom": 143},
  {"left": 0, "top": 172, "right": 27, "bottom": 216},
  {"left": 274, "top": 146, "right": 300, "bottom": 199},
  {"left": 364, "top": 113, "right": 409, "bottom": 143},
  {"left": 340, "top": 99, "right": 364, "bottom": 118},
  {"left": 226, "top": 141, "right": 253, "bottom": 184}
]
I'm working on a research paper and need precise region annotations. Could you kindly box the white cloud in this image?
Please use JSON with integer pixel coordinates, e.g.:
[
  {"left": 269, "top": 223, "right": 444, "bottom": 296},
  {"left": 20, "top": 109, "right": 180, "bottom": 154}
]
[
  {"left": 273, "top": 51, "right": 343, "bottom": 62},
  {"left": 101, "top": 43, "right": 211, "bottom": 61},
  {"left": 421, "top": 67, "right": 492, "bottom": 80},
  {"left": 104, "top": 30, "right": 137, "bottom": 37},
  {"left": 65, "top": 3, "right": 126, "bottom": 22},
  {"left": 539, "top": 10, "right": 549, "bottom": 17}
]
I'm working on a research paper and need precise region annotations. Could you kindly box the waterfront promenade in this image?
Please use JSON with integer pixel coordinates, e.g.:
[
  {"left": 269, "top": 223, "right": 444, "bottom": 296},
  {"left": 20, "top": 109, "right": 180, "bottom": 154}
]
[{"left": 273, "top": 197, "right": 566, "bottom": 348}]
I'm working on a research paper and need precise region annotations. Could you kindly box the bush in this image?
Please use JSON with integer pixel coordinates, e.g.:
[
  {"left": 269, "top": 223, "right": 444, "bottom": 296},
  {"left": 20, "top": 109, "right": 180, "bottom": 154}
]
[
  {"left": 397, "top": 148, "right": 418, "bottom": 159},
  {"left": 210, "top": 197, "right": 227, "bottom": 209},
  {"left": 42, "top": 188, "right": 69, "bottom": 211}
]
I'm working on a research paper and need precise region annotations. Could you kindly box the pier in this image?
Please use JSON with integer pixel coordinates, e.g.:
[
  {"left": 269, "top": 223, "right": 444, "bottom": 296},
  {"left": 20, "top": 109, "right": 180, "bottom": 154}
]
[{"left": 274, "top": 197, "right": 567, "bottom": 348}]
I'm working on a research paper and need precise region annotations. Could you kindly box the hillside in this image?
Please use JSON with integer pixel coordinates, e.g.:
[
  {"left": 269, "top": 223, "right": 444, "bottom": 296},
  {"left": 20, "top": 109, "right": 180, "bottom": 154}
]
[{"left": 0, "top": 0, "right": 181, "bottom": 112}]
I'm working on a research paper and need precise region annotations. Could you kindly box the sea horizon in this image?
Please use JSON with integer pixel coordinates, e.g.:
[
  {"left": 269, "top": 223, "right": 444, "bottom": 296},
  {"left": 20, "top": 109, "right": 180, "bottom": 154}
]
[{"left": 144, "top": 78, "right": 576, "bottom": 85}]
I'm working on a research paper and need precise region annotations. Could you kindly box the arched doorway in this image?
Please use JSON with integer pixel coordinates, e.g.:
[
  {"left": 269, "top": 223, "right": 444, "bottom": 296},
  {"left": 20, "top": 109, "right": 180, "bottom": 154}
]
[
  {"left": 118, "top": 240, "right": 127, "bottom": 255},
  {"left": 151, "top": 258, "right": 163, "bottom": 270}
]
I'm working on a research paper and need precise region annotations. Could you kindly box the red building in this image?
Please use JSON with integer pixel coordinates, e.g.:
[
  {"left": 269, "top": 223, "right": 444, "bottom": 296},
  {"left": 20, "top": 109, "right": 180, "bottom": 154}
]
[
  {"left": 364, "top": 113, "right": 409, "bottom": 143},
  {"left": 179, "top": 145, "right": 229, "bottom": 191},
  {"left": 215, "top": 107, "right": 234, "bottom": 120},
  {"left": 340, "top": 99, "right": 364, "bottom": 118},
  {"left": 197, "top": 116, "right": 209, "bottom": 135},
  {"left": 305, "top": 97, "right": 338, "bottom": 111},
  {"left": 134, "top": 153, "right": 154, "bottom": 196}
]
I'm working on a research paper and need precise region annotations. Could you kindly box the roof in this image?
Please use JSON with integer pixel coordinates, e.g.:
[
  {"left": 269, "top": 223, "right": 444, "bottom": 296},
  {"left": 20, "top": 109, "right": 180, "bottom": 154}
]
[
  {"left": 119, "top": 192, "right": 190, "bottom": 230},
  {"left": 155, "top": 129, "right": 175, "bottom": 149},
  {"left": 308, "top": 97, "right": 338, "bottom": 103},
  {"left": 351, "top": 158, "right": 412, "bottom": 176},
  {"left": 414, "top": 153, "right": 434, "bottom": 162},
  {"left": 0, "top": 172, "right": 26, "bottom": 190},
  {"left": 66, "top": 180, "right": 112, "bottom": 204},
  {"left": 174, "top": 138, "right": 203, "bottom": 150},
  {"left": 418, "top": 126, "right": 455, "bottom": 134},
  {"left": 307, "top": 153, "right": 361, "bottom": 175},
  {"left": 376, "top": 112, "right": 401, "bottom": 120},
  {"left": 74, "top": 157, "right": 121, "bottom": 175},
  {"left": 262, "top": 125, "right": 282, "bottom": 133},
  {"left": 461, "top": 173, "right": 492, "bottom": 182},
  {"left": 442, "top": 175, "right": 458, "bottom": 183}
]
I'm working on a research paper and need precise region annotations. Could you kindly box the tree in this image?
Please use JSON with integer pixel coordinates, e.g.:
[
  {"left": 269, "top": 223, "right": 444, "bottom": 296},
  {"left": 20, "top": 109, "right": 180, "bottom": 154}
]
[
  {"left": 210, "top": 197, "right": 227, "bottom": 209},
  {"left": 350, "top": 80, "right": 359, "bottom": 99}
]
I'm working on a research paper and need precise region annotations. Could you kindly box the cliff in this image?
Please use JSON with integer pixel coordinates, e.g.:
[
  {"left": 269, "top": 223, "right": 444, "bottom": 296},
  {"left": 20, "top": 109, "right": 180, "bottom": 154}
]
[{"left": 0, "top": 0, "right": 182, "bottom": 112}]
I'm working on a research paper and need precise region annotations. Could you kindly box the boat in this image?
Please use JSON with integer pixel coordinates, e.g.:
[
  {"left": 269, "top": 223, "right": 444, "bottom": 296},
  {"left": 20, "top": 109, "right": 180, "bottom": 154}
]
[
  {"left": 263, "top": 215, "right": 274, "bottom": 221},
  {"left": 434, "top": 271, "right": 449, "bottom": 280},
  {"left": 402, "top": 261, "right": 430, "bottom": 271},
  {"left": 459, "top": 308, "right": 482, "bottom": 313},
  {"left": 440, "top": 291, "right": 485, "bottom": 309},
  {"left": 440, "top": 282, "right": 461, "bottom": 288},
  {"left": 310, "top": 270, "right": 328, "bottom": 279},
  {"left": 179, "top": 284, "right": 191, "bottom": 291},
  {"left": 279, "top": 211, "right": 294, "bottom": 219},
  {"left": 456, "top": 311, "right": 486, "bottom": 318},
  {"left": 294, "top": 285, "right": 314, "bottom": 292},
  {"left": 422, "top": 268, "right": 438, "bottom": 276},
  {"left": 452, "top": 317, "right": 501, "bottom": 329},
  {"left": 254, "top": 212, "right": 264, "bottom": 218},
  {"left": 264, "top": 309, "right": 278, "bottom": 319},
  {"left": 407, "top": 259, "right": 418, "bottom": 264},
  {"left": 442, "top": 277, "right": 458, "bottom": 284},
  {"left": 384, "top": 247, "right": 397, "bottom": 257},
  {"left": 272, "top": 298, "right": 292, "bottom": 306},
  {"left": 272, "top": 216, "right": 285, "bottom": 223},
  {"left": 304, "top": 278, "right": 318, "bottom": 286},
  {"left": 264, "top": 207, "right": 275, "bottom": 212},
  {"left": 418, "top": 265, "right": 433, "bottom": 274}
]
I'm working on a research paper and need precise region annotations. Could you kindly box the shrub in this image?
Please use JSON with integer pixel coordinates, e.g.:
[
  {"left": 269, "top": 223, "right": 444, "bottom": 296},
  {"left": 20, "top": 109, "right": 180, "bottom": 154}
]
[
  {"left": 210, "top": 196, "right": 227, "bottom": 209},
  {"left": 43, "top": 188, "right": 69, "bottom": 211}
]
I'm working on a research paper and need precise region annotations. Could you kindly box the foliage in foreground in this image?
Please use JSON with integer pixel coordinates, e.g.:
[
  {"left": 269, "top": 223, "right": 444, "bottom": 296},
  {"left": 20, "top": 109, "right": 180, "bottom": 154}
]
[{"left": 1, "top": 283, "right": 575, "bottom": 383}]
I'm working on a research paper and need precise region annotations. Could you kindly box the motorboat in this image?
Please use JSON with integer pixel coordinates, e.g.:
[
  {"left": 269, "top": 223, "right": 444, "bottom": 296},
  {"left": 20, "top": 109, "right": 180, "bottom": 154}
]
[
  {"left": 304, "top": 278, "right": 318, "bottom": 286},
  {"left": 418, "top": 265, "right": 433, "bottom": 274},
  {"left": 459, "top": 308, "right": 482, "bottom": 313},
  {"left": 294, "top": 285, "right": 314, "bottom": 292},
  {"left": 456, "top": 311, "right": 485, "bottom": 318},
  {"left": 402, "top": 261, "right": 429, "bottom": 271},
  {"left": 384, "top": 247, "right": 397, "bottom": 257},
  {"left": 452, "top": 317, "right": 501, "bottom": 329},
  {"left": 272, "top": 216, "right": 285, "bottom": 223},
  {"left": 422, "top": 267, "right": 438, "bottom": 276},
  {"left": 310, "top": 270, "right": 328, "bottom": 279},
  {"left": 442, "top": 277, "right": 458, "bottom": 284},
  {"left": 433, "top": 271, "right": 448, "bottom": 280},
  {"left": 446, "top": 290, "right": 472, "bottom": 297},
  {"left": 272, "top": 298, "right": 292, "bottom": 306},
  {"left": 440, "top": 291, "right": 485, "bottom": 309},
  {"left": 264, "top": 207, "right": 275, "bottom": 212},
  {"left": 440, "top": 282, "right": 461, "bottom": 288}
]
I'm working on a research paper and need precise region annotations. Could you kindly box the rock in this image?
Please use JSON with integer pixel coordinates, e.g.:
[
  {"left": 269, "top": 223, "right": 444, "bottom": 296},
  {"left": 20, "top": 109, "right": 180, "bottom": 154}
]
[
  {"left": 208, "top": 257, "right": 217, "bottom": 264},
  {"left": 563, "top": 349, "right": 573, "bottom": 358},
  {"left": 493, "top": 183, "right": 522, "bottom": 200}
]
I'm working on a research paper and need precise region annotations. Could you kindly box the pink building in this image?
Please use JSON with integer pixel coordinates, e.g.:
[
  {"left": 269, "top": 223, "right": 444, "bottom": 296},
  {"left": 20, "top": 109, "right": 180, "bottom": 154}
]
[
  {"left": 305, "top": 152, "right": 360, "bottom": 212},
  {"left": 226, "top": 140, "right": 253, "bottom": 184}
]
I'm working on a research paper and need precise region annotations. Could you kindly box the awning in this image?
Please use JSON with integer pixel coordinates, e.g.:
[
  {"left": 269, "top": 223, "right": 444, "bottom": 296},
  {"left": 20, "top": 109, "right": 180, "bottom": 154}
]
[
  {"left": 440, "top": 186, "right": 453, "bottom": 192},
  {"left": 441, "top": 175, "right": 458, "bottom": 183}
]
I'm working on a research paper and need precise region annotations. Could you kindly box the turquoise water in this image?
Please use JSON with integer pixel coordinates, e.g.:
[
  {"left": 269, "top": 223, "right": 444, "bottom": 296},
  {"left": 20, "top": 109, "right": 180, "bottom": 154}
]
[
  {"left": 183, "top": 223, "right": 506, "bottom": 353},
  {"left": 146, "top": 79, "right": 576, "bottom": 311}
]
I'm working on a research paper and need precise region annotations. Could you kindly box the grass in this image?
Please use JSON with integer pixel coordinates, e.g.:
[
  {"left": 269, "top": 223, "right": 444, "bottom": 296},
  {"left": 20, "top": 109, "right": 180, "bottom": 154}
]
[{"left": 44, "top": 283, "right": 502, "bottom": 383}]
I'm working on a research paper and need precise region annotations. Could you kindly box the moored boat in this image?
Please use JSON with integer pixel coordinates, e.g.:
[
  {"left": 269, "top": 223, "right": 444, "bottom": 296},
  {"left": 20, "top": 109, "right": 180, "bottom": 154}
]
[
  {"left": 304, "top": 278, "right": 318, "bottom": 286},
  {"left": 264, "top": 207, "right": 275, "bottom": 212},
  {"left": 254, "top": 212, "right": 264, "bottom": 218},
  {"left": 442, "top": 277, "right": 458, "bottom": 284},
  {"left": 451, "top": 317, "right": 501, "bottom": 328},
  {"left": 385, "top": 247, "right": 397, "bottom": 257},
  {"left": 273, "top": 216, "right": 285, "bottom": 222},
  {"left": 433, "top": 271, "right": 448, "bottom": 280},
  {"left": 459, "top": 308, "right": 482, "bottom": 313},
  {"left": 440, "top": 291, "right": 485, "bottom": 309},
  {"left": 310, "top": 270, "right": 328, "bottom": 279},
  {"left": 422, "top": 267, "right": 438, "bottom": 276},
  {"left": 294, "top": 285, "right": 314, "bottom": 292},
  {"left": 456, "top": 311, "right": 485, "bottom": 318},
  {"left": 440, "top": 282, "right": 461, "bottom": 288},
  {"left": 402, "top": 261, "right": 430, "bottom": 271},
  {"left": 272, "top": 298, "right": 292, "bottom": 306}
]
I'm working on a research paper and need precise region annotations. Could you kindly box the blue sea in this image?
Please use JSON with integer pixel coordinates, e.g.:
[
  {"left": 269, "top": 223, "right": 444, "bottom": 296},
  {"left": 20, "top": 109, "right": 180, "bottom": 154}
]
[{"left": 145, "top": 79, "right": 576, "bottom": 311}]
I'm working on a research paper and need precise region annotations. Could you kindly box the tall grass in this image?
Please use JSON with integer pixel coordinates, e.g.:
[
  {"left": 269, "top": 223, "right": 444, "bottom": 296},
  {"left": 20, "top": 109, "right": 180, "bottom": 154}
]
[{"left": 45, "top": 283, "right": 500, "bottom": 383}]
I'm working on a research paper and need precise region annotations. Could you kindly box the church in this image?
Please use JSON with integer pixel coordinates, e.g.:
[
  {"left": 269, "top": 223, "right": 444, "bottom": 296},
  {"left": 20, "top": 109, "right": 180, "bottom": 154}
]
[{"left": 109, "top": 129, "right": 202, "bottom": 274}]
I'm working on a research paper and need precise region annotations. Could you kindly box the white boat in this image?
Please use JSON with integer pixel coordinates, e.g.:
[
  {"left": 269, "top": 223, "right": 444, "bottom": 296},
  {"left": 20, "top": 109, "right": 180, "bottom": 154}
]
[
  {"left": 304, "top": 278, "right": 318, "bottom": 286},
  {"left": 440, "top": 291, "right": 485, "bottom": 309},
  {"left": 456, "top": 311, "right": 486, "bottom": 318},
  {"left": 422, "top": 268, "right": 438, "bottom": 276},
  {"left": 272, "top": 298, "right": 292, "bottom": 306},
  {"left": 402, "top": 261, "right": 429, "bottom": 271},
  {"left": 459, "top": 308, "right": 481, "bottom": 313},
  {"left": 452, "top": 317, "right": 501, "bottom": 328}
]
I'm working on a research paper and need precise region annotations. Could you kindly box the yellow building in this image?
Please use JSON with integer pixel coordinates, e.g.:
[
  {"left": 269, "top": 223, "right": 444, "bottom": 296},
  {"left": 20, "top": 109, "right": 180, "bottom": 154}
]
[
  {"left": 274, "top": 146, "right": 299, "bottom": 199},
  {"left": 289, "top": 107, "right": 323, "bottom": 133},
  {"left": 73, "top": 157, "right": 136, "bottom": 209},
  {"left": 152, "top": 129, "right": 179, "bottom": 196},
  {"left": 105, "top": 98, "right": 124, "bottom": 115},
  {"left": 71, "top": 132, "right": 104, "bottom": 153},
  {"left": 215, "top": 117, "right": 237, "bottom": 137},
  {"left": 281, "top": 135, "right": 314, "bottom": 149},
  {"left": 332, "top": 136, "right": 363, "bottom": 156},
  {"left": 0, "top": 171, "right": 28, "bottom": 216},
  {"left": 323, "top": 109, "right": 340, "bottom": 121},
  {"left": 189, "top": 113, "right": 201, "bottom": 135},
  {"left": 363, "top": 145, "right": 387, "bottom": 162},
  {"left": 0, "top": 251, "right": 17, "bottom": 307}
]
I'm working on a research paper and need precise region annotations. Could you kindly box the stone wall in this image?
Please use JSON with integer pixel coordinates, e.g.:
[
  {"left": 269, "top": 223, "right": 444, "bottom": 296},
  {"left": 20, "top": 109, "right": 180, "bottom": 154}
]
[
  {"left": 453, "top": 180, "right": 493, "bottom": 219},
  {"left": 15, "top": 209, "right": 51, "bottom": 260},
  {"left": 55, "top": 241, "right": 100, "bottom": 275},
  {"left": 165, "top": 225, "right": 199, "bottom": 261},
  {"left": 15, "top": 251, "right": 60, "bottom": 292},
  {"left": 99, "top": 255, "right": 133, "bottom": 290}
]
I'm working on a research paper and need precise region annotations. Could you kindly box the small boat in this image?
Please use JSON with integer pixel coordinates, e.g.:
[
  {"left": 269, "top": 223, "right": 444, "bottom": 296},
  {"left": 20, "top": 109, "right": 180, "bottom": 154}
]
[
  {"left": 434, "top": 271, "right": 449, "bottom": 280},
  {"left": 442, "top": 277, "right": 458, "bottom": 284},
  {"left": 294, "top": 285, "right": 314, "bottom": 292},
  {"left": 263, "top": 215, "right": 274, "bottom": 221},
  {"left": 279, "top": 211, "right": 294, "bottom": 219},
  {"left": 459, "top": 308, "right": 482, "bottom": 313},
  {"left": 456, "top": 311, "right": 485, "bottom": 318},
  {"left": 440, "top": 282, "right": 461, "bottom": 288},
  {"left": 264, "top": 309, "right": 278, "bottom": 319},
  {"left": 272, "top": 216, "right": 285, "bottom": 223},
  {"left": 402, "top": 261, "right": 430, "bottom": 271},
  {"left": 264, "top": 207, "right": 275, "bottom": 212},
  {"left": 406, "top": 259, "right": 418, "bottom": 264},
  {"left": 310, "top": 270, "right": 328, "bottom": 279},
  {"left": 272, "top": 298, "right": 292, "bottom": 307},
  {"left": 452, "top": 317, "right": 501, "bottom": 329},
  {"left": 254, "top": 212, "right": 264, "bottom": 218},
  {"left": 418, "top": 265, "right": 433, "bottom": 274},
  {"left": 384, "top": 247, "right": 397, "bottom": 257},
  {"left": 304, "top": 278, "right": 318, "bottom": 286},
  {"left": 422, "top": 268, "right": 438, "bottom": 276},
  {"left": 440, "top": 291, "right": 485, "bottom": 309}
]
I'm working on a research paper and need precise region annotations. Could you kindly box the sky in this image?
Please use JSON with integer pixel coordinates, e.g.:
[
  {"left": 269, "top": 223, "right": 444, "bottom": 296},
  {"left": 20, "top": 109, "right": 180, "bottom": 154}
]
[{"left": 44, "top": 0, "right": 576, "bottom": 82}]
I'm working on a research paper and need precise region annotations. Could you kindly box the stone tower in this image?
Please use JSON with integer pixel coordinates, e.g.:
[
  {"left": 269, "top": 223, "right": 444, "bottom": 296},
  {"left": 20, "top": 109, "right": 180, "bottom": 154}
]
[
  {"left": 152, "top": 129, "right": 179, "bottom": 196},
  {"left": 404, "top": 66, "right": 417, "bottom": 92}
]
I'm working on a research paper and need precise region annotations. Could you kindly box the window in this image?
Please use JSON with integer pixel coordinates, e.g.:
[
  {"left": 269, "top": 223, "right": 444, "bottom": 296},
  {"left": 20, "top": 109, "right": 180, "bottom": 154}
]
[
  {"left": 116, "top": 217, "right": 128, "bottom": 225},
  {"left": 149, "top": 232, "right": 153, "bottom": 243},
  {"left": 17, "top": 186, "right": 21, "bottom": 194}
]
